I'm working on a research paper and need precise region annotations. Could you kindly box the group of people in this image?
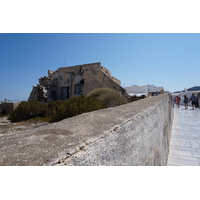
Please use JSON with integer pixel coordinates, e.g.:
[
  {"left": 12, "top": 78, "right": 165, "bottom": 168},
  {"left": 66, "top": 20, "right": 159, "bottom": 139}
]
[{"left": 172, "top": 93, "right": 199, "bottom": 110}]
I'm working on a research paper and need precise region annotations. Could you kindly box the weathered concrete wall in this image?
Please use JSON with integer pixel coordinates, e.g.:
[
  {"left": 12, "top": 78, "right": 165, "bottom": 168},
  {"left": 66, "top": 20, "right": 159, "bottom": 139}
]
[
  {"left": 0, "top": 103, "right": 20, "bottom": 114},
  {"left": 0, "top": 94, "right": 173, "bottom": 166}
]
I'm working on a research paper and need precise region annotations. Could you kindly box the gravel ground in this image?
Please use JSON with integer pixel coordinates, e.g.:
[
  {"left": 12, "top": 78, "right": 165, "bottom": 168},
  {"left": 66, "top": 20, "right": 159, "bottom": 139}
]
[{"left": 0, "top": 116, "right": 49, "bottom": 134}]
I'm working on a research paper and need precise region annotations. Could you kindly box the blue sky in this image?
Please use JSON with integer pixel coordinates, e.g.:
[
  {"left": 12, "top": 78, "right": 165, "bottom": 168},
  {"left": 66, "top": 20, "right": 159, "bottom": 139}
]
[{"left": 1, "top": 33, "right": 200, "bottom": 101}]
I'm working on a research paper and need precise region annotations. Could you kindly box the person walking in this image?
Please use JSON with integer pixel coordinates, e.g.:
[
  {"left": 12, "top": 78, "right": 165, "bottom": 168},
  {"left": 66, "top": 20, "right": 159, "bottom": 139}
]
[
  {"left": 176, "top": 96, "right": 180, "bottom": 108},
  {"left": 190, "top": 93, "right": 197, "bottom": 109},
  {"left": 183, "top": 95, "right": 189, "bottom": 109}
]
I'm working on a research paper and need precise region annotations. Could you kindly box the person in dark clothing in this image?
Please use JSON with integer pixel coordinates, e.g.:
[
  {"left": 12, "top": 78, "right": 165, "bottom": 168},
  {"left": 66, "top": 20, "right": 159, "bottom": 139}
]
[
  {"left": 183, "top": 95, "right": 189, "bottom": 109},
  {"left": 190, "top": 93, "right": 197, "bottom": 109}
]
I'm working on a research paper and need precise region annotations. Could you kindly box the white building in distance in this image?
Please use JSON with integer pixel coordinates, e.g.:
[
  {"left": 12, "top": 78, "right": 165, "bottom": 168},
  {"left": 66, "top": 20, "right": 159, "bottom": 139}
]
[
  {"left": 124, "top": 84, "right": 164, "bottom": 97},
  {"left": 173, "top": 86, "right": 200, "bottom": 99}
]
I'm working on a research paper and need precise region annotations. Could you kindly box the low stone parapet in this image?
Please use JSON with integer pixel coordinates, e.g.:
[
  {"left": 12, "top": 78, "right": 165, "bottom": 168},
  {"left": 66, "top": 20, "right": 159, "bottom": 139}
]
[{"left": 0, "top": 94, "right": 173, "bottom": 166}]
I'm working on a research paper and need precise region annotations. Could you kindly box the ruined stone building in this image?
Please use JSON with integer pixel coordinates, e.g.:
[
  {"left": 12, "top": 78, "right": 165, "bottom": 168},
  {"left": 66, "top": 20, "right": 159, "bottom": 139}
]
[{"left": 28, "top": 62, "right": 127, "bottom": 102}]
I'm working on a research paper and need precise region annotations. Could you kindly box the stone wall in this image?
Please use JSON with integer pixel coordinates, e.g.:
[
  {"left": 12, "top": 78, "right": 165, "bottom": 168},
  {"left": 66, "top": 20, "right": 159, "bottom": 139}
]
[
  {"left": 0, "top": 103, "right": 20, "bottom": 114},
  {"left": 0, "top": 94, "right": 173, "bottom": 166},
  {"left": 28, "top": 62, "right": 127, "bottom": 102}
]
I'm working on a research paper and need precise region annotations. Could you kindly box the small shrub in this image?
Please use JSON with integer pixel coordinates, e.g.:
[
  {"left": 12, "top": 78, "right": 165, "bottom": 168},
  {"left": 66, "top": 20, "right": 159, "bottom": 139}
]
[
  {"left": 50, "top": 96, "right": 106, "bottom": 122},
  {"left": 0, "top": 109, "right": 6, "bottom": 116},
  {"left": 8, "top": 100, "right": 47, "bottom": 122},
  {"left": 8, "top": 96, "right": 107, "bottom": 123},
  {"left": 87, "top": 88, "right": 128, "bottom": 107}
]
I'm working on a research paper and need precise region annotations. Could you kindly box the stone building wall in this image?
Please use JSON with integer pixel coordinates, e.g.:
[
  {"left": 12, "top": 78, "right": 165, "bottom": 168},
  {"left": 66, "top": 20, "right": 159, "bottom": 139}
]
[
  {"left": 0, "top": 103, "right": 20, "bottom": 114},
  {"left": 28, "top": 62, "right": 127, "bottom": 102}
]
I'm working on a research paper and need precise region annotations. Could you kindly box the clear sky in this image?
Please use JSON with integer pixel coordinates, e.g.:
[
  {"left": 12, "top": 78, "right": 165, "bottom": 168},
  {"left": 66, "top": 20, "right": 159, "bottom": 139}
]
[{"left": 1, "top": 33, "right": 200, "bottom": 101}]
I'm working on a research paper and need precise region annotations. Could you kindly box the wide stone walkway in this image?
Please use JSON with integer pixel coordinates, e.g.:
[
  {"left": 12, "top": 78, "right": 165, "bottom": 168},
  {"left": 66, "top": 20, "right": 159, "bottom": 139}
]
[{"left": 167, "top": 105, "right": 200, "bottom": 166}]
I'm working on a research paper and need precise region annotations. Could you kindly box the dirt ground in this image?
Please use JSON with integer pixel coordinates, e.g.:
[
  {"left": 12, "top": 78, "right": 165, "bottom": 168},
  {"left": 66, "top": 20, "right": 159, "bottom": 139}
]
[{"left": 0, "top": 116, "right": 49, "bottom": 134}]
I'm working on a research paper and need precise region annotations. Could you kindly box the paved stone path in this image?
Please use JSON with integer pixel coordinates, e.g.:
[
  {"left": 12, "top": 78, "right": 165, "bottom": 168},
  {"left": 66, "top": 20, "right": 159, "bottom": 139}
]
[{"left": 167, "top": 105, "right": 200, "bottom": 166}]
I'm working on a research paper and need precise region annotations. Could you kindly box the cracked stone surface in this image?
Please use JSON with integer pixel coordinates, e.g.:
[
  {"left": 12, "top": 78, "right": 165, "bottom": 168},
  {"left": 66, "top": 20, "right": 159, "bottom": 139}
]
[{"left": 0, "top": 94, "right": 172, "bottom": 166}]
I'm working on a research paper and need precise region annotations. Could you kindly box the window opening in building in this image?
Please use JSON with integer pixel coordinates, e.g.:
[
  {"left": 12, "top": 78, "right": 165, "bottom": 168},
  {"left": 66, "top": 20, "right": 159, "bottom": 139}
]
[
  {"left": 61, "top": 87, "right": 70, "bottom": 100},
  {"left": 75, "top": 84, "right": 81, "bottom": 94},
  {"left": 51, "top": 91, "right": 57, "bottom": 101}
]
